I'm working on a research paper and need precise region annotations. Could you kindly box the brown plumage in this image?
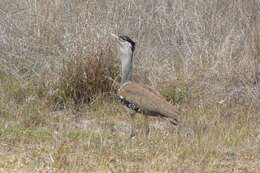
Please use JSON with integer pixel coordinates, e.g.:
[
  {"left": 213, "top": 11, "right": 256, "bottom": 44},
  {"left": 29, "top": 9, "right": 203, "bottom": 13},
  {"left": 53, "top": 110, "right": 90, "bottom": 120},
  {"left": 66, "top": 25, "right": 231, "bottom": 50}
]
[{"left": 118, "top": 81, "right": 178, "bottom": 125}]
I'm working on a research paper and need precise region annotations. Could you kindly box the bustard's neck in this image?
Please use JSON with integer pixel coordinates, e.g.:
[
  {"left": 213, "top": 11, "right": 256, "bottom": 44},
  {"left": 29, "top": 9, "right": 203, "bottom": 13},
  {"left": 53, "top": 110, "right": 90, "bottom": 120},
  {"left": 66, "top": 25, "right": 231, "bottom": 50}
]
[{"left": 120, "top": 51, "right": 133, "bottom": 85}]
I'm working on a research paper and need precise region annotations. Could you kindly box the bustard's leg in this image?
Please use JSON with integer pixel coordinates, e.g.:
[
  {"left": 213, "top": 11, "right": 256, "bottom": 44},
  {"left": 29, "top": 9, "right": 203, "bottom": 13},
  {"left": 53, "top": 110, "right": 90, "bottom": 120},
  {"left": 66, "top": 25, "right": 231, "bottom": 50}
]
[
  {"left": 126, "top": 108, "right": 136, "bottom": 138},
  {"left": 144, "top": 115, "right": 150, "bottom": 137},
  {"left": 129, "top": 113, "right": 137, "bottom": 138}
]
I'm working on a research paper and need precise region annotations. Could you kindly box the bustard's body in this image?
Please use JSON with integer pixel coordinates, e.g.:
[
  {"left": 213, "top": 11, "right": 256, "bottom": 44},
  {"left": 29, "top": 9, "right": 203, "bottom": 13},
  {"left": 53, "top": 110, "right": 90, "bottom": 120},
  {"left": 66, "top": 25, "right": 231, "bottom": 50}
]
[{"left": 111, "top": 33, "right": 178, "bottom": 137}]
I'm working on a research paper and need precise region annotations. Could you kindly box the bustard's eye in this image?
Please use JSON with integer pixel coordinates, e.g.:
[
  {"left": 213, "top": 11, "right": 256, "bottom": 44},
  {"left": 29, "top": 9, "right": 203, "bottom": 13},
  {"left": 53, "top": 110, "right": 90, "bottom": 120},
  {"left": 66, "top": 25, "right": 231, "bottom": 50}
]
[
  {"left": 118, "top": 35, "right": 135, "bottom": 51},
  {"left": 119, "top": 37, "right": 126, "bottom": 42}
]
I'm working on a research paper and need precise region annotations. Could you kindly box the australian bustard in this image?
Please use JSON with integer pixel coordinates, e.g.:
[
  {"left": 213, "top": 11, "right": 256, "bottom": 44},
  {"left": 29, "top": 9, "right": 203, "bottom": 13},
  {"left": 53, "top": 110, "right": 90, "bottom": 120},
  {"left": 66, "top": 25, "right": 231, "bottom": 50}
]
[{"left": 111, "top": 33, "right": 179, "bottom": 137}]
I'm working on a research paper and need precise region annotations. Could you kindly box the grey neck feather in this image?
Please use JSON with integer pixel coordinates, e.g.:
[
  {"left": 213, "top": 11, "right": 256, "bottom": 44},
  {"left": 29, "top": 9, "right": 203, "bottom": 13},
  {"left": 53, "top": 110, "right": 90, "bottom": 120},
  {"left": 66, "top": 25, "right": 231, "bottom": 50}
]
[{"left": 120, "top": 51, "right": 133, "bottom": 85}]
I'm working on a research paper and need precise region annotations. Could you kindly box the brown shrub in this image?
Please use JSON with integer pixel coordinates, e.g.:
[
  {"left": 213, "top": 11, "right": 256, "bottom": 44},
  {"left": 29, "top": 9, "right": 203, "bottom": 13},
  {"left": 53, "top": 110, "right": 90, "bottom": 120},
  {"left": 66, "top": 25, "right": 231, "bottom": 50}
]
[{"left": 50, "top": 46, "right": 119, "bottom": 109}]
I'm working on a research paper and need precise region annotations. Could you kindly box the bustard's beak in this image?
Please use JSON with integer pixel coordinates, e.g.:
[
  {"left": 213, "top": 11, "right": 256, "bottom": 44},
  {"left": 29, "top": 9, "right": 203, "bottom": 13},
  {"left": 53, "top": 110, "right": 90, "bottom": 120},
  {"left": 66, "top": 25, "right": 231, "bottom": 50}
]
[
  {"left": 111, "top": 33, "right": 119, "bottom": 40},
  {"left": 111, "top": 33, "right": 123, "bottom": 46}
]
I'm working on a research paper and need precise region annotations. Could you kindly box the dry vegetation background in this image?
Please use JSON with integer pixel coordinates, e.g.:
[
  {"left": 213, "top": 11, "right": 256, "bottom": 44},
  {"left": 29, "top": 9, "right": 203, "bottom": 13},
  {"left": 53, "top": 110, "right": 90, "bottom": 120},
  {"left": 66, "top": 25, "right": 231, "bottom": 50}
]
[{"left": 0, "top": 0, "right": 260, "bottom": 172}]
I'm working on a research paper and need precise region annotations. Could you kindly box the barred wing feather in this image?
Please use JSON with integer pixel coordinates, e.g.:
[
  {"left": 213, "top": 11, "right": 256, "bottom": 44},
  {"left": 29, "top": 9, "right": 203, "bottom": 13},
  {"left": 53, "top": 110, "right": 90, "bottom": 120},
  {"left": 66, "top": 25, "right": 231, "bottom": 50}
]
[{"left": 118, "top": 81, "right": 178, "bottom": 125}]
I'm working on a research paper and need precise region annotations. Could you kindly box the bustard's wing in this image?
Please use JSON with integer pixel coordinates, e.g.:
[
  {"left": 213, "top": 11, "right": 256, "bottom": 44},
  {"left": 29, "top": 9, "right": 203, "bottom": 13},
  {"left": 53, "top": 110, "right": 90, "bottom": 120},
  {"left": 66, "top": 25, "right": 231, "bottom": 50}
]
[{"left": 118, "top": 81, "right": 179, "bottom": 125}]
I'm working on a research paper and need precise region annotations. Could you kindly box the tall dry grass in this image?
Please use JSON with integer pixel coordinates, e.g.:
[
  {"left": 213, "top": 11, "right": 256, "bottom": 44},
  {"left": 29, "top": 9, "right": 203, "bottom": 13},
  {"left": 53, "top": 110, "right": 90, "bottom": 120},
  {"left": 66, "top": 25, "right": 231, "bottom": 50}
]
[
  {"left": 0, "top": 0, "right": 259, "bottom": 107},
  {"left": 0, "top": 0, "right": 259, "bottom": 172}
]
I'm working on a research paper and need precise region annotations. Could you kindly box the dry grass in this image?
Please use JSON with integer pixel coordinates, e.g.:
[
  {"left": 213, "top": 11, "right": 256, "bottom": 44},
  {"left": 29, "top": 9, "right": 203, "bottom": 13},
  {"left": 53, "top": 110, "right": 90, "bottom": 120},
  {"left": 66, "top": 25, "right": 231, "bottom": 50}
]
[
  {"left": 0, "top": 102, "right": 259, "bottom": 172},
  {"left": 48, "top": 45, "right": 119, "bottom": 110},
  {"left": 0, "top": 0, "right": 260, "bottom": 172}
]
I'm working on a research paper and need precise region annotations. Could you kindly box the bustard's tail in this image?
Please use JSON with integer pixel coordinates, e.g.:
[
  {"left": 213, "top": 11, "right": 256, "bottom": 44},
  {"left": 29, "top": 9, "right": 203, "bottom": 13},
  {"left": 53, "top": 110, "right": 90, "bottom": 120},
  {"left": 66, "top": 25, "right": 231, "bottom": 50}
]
[
  {"left": 160, "top": 111, "right": 179, "bottom": 125},
  {"left": 145, "top": 104, "right": 179, "bottom": 125}
]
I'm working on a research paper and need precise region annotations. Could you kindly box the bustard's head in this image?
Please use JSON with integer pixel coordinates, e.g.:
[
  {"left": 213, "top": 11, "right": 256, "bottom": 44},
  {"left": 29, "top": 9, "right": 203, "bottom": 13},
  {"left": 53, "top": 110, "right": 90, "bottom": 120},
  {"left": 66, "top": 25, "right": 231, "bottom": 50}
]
[{"left": 111, "top": 33, "right": 135, "bottom": 55}]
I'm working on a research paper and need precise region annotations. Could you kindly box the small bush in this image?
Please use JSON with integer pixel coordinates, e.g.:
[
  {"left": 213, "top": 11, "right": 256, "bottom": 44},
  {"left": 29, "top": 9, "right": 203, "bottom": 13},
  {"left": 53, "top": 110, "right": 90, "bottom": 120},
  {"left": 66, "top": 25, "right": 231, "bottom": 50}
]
[
  {"left": 50, "top": 46, "right": 119, "bottom": 109},
  {"left": 0, "top": 75, "right": 35, "bottom": 105},
  {"left": 160, "top": 82, "right": 190, "bottom": 105},
  {"left": 21, "top": 101, "right": 49, "bottom": 128}
]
